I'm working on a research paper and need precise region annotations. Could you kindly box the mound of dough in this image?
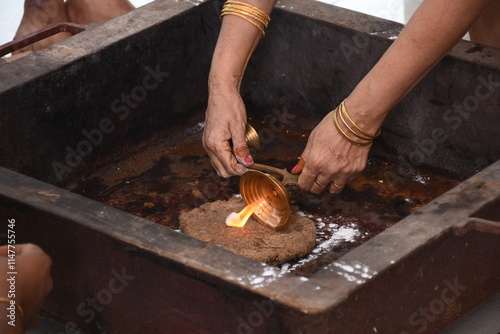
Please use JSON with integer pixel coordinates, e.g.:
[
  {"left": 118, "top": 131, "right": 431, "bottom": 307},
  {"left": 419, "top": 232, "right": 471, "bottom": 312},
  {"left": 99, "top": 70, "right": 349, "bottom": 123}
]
[{"left": 179, "top": 197, "right": 316, "bottom": 265}]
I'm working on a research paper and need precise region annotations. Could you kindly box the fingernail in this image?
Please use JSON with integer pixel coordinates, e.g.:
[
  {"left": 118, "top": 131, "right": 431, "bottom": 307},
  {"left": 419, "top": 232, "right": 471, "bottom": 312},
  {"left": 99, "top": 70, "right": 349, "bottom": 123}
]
[
  {"left": 291, "top": 164, "right": 299, "bottom": 173},
  {"left": 243, "top": 155, "right": 253, "bottom": 164}
]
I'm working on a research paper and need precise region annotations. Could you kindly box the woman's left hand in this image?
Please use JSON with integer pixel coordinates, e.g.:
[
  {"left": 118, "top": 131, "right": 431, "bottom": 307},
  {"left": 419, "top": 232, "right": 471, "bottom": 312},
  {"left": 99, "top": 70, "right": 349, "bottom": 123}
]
[{"left": 291, "top": 109, "right": 372, "bottom": 194}]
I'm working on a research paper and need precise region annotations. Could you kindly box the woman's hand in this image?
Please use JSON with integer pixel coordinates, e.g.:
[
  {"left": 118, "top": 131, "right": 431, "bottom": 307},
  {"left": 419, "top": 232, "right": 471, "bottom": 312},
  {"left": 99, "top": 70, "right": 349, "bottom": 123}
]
[
  {"left": 292, "top": 108, "right": 372, "bottom": 195},
  {"left": 290, "top": 0, "right": 493, "bottom": 195},
  {"left": 202, "top": 1, "right": 277, "bottom": 178},
  {"left": 203, "top": 83, "right": 254, "bottom": 178},
  {"left": 0, "top": 243, "right": 53, "bottom": 332}
]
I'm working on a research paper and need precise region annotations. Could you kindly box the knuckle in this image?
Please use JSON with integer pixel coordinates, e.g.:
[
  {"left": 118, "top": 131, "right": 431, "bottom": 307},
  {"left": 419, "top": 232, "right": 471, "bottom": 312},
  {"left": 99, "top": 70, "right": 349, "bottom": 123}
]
[
  {"left": 202, "top": 137, "right": 216, "bottom": 151},
  {"left": 357, "top": 162, "right": 367, "bottom": 172},
  {"left": 342, "top": 165, "right": 355, "bottom": 175},
  {"left": 308, "top": 156, "right": 321, "bottom": 168}
]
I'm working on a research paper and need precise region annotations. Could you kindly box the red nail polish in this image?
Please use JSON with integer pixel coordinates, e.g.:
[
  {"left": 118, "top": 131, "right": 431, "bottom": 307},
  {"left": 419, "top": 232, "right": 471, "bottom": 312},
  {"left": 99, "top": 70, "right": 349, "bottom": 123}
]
[
  {"left": 243, "top": 155, "right": 253, "bottom": 164},
  {"left": 291, "top": 164, "right": 299, "bottom": 173}
]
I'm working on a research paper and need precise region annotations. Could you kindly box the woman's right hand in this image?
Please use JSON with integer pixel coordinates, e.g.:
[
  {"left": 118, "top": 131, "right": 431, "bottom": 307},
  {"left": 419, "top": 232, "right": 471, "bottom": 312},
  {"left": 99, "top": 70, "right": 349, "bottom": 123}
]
[{"left": 202, "top": 83, "right": 254, "bottom": 178}]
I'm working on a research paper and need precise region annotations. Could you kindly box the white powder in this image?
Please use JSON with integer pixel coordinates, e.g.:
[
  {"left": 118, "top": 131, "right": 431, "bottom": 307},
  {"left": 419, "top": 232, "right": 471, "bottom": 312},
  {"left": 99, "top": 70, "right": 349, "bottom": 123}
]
[
  {"left": 313, "top": 223, "right": 361, "bottom": 254},
  {"left": 225, "top": 214, "right": 368, "bottom": 288},
  {"left": 333, "top": 260, "right": 378, "bottom": 284}
]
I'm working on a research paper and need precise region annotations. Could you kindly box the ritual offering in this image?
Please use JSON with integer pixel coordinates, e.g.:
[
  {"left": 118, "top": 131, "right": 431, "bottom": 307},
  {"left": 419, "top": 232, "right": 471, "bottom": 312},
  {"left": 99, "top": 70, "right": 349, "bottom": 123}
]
[
  {"left": 179, "top": 197, "right": 316, "bottom": 265},
  {"left": 180, "top": 123, "right": 317, "bottom": 264}
]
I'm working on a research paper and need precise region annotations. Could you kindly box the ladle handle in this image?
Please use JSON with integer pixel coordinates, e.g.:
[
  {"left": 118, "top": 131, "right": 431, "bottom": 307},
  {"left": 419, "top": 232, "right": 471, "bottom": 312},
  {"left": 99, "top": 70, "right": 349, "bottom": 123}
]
[
  {"left": 250, "top": 163, "right": 299, "bottom": 187},
  {"left": 251, "top": 163, "right": 284, "bottom": 176}
]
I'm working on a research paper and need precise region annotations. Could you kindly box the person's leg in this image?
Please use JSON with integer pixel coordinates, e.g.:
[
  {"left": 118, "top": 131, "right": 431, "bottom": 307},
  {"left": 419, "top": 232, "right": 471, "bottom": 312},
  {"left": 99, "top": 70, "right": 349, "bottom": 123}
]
[
  {"left": 66, "top": 0, "right": 135, "bottom": 25},
  {"left": 469, "top": 0, "right": 500, "bottom": 48},
  {"left": 13, "top": 0, "right": 71, "bottom": 54}
]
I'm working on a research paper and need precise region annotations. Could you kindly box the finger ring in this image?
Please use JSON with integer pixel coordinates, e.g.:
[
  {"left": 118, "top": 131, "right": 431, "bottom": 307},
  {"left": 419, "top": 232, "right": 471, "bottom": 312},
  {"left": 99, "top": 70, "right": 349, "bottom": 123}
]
[
  {"left": 314, "top": 179, "right": 327, "bottom": 188},
  {"left": 332, "top": 181, "right": 344, "bottom": 189}
]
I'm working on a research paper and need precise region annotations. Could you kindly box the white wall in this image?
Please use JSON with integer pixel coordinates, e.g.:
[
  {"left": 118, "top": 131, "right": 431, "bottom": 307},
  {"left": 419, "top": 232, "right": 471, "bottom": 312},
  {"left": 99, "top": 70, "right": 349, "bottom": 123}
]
[
  {"left": 318, "top": 0, "right": 406, "bottom": 24},
  {"left": 0, "top": 0, "right": 429, "bottom": 46}
]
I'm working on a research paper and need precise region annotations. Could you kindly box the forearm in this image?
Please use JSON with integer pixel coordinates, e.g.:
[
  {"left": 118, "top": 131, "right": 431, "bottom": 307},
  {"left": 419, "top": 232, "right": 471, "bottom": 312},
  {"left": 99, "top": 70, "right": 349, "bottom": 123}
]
[
  {"left": 209, "top": 0, "right": 278, "bottom": 91},
  {"left": 347, "top": 0, "right": 493, "bottom": 133}
]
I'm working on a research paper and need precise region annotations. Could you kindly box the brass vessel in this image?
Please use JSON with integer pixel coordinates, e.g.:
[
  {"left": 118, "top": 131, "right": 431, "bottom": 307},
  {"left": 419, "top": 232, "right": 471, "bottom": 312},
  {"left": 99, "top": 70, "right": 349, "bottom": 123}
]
[
  {"left": 240, "top": 170, "right": 292, "bottom": 230},
  {"left": 245, "top": 123, "right": 261, "bottom": 151},
  {"left": 240, "top": 124, "right": 299, "bottom": 230}
]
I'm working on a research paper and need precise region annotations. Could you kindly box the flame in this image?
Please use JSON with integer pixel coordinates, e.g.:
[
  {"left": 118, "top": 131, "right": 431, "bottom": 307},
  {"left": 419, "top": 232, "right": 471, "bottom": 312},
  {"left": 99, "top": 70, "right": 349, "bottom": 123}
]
[{"left": 226, "top": 201, "right": 260, "bottom": 228}]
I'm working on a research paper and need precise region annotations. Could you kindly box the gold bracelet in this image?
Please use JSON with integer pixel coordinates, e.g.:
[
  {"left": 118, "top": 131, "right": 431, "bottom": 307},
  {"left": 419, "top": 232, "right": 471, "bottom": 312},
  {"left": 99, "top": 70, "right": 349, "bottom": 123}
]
[
  {"left": 224, "top": 3, "right": 270, "bottom": 25},
  {"left": 337, "top": 104, "right": 373, "bottom": 141},
  {"left": 220, "top": 0, "right": 270, "bottom": 37},
  {"left": 332, "top": 106, "right": 372, "bottom": 146},
  {"left": 226, "top": 0, "right": 270, "bottom": 22},
  {"left": 223, "top": 5, "right": 269, "bottom": 28},
  {"left": 339, "top": 100, "right": 381, "bottom": 139},
  {"left": 0, "top": 297, "right": 24, "bottom": 317},
  {"left": 221, "top": 10, "right": 266, "bottom": 36},
  {"left": 221, "top": 2, "right": 270, "bottom": 36}
]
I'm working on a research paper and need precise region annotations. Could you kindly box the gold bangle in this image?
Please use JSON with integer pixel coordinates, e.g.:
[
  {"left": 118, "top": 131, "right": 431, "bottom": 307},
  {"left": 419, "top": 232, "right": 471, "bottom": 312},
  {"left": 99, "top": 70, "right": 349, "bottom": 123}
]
[
  {"left": 226, "top": 0, "right": 270, "bottom": 22},
  {"left": 0, "top": 297, "right": 24, "bottom": 317},
  {"left": 332, "top": 106, "right": 372, "bottom": 146},
  {"left": 337, "top": 104, "right": 373, "bottom": 141},
  {"left": 225, "top": 3, "right": 271, "bottom": 27},
  {"left": 223, "top": 5, "right": 269, "bottom": 28},
  {"left": 221, "top": 10, "right": 266, "bottom": 36},
  {"left": 339, "top": 100, "right": 381, "bottom": 139},
  {"left": 220, "top": 0, "right": 270, "bottom": 37}
]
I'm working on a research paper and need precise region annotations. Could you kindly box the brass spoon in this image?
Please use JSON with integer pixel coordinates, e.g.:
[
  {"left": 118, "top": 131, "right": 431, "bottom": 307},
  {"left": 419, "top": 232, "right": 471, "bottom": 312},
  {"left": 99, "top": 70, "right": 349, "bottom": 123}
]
[
  {"left": 250, "top": 163, "right": 299, "bottom": 187},
  {"left": 240, "top": 163, "right": 299, "bottom": 230}
]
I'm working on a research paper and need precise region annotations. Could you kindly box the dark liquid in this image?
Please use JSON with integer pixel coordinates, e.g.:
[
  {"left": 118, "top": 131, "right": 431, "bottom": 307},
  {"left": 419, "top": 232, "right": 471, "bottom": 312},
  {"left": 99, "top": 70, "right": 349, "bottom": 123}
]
[{"left": 73, "top": 114, "right": 457, "bottom": 276}]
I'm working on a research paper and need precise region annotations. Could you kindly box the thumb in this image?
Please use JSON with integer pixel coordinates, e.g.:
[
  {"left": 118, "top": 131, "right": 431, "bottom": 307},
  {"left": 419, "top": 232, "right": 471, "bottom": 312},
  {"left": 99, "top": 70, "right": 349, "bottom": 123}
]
[{"left": 232, "top": 128, "right": 254, "bottom": 167}]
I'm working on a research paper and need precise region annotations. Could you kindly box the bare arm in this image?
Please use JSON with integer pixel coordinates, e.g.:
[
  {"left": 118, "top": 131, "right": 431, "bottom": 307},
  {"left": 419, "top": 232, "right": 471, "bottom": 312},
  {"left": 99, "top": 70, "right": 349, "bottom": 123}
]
[
  {"left": 295, "top": 0, "right": 493, "bottom": 194},
  {"left": 347, "top": 0, "right": 493, "bottom": 132},
  {"left": 203, "top": 0, "right": 277, "bottom": 177}
]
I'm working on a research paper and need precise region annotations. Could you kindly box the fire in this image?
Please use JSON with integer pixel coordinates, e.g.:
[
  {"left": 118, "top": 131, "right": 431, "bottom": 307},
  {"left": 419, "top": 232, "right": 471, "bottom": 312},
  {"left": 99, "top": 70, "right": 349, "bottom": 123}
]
[{"left": 226, "top": 201, "right": 260, "bottom": 228}]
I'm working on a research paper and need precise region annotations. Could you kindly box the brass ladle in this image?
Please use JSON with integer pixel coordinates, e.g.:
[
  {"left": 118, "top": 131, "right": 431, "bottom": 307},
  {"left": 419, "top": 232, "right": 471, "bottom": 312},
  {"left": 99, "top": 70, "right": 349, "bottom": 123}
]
[
  {"left": 239, "top": 169, "right": 292, "bottom": 230},
  {"left": 239, "top": 124, "right": 299, "bottom": 230},
  {"left": 250, "top": 163, "right": 299, "bottom": 187}
]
